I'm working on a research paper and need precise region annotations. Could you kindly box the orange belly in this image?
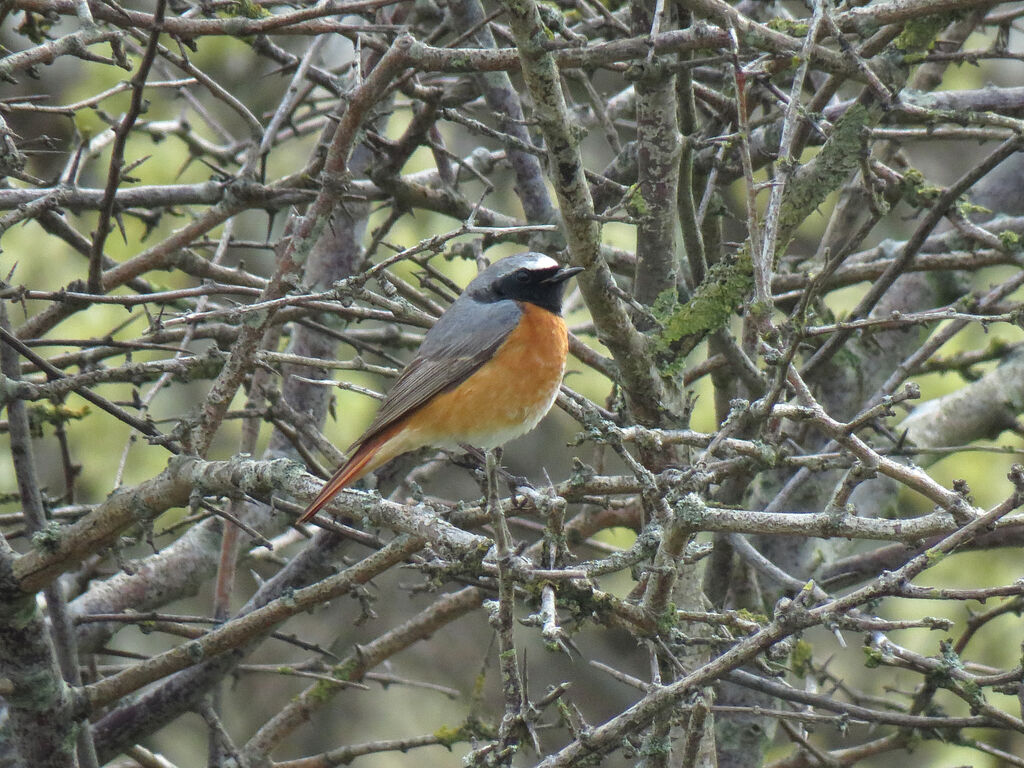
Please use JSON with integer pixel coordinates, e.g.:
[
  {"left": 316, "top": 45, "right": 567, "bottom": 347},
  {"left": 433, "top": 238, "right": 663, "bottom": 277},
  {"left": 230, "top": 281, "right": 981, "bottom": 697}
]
[{"left": 380, "top": 302, "right": 568, "bottom": 458}]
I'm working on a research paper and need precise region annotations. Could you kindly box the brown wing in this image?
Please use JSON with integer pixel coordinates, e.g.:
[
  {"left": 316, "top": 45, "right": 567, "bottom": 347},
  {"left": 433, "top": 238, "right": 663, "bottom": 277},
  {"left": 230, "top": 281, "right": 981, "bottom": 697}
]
[{"left": 348, "top": 298, "right": 522, "bottom": 449}]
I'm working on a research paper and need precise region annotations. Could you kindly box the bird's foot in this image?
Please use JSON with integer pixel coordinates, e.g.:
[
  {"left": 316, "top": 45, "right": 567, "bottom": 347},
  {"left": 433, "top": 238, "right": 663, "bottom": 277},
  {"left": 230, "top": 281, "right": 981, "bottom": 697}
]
[{"left": 506, "top": 473, "right": 534, "bottom": 496}]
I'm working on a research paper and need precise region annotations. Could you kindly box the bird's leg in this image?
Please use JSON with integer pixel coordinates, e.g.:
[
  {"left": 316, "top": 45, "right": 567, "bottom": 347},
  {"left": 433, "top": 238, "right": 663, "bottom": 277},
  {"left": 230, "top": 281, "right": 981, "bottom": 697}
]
[
  {"left": 490, "top": 448, "right": 534, "bottom": 496},
  {"left": 455, "top": 443, "right": 534, "bottom": 495}
]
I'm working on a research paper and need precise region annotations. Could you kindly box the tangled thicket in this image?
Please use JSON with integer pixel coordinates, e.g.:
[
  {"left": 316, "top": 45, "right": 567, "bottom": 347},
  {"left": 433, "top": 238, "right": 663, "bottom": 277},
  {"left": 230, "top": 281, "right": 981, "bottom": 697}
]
[{"left": 3, "top": 0, "right": 1024, "bottom": 766}]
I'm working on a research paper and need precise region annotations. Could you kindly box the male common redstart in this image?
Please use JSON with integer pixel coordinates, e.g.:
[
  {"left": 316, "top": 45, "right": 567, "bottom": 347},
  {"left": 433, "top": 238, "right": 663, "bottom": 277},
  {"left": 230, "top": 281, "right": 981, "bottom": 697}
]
[{"left": 299, "top": 253, "right": 583, "bottom": 522}]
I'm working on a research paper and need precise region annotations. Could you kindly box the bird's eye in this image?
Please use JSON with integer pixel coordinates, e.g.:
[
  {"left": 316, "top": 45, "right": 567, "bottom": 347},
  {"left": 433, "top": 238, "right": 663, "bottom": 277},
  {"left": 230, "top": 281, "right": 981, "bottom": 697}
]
[{"left": 515, "top": 269, "right": 531, "bottom": 283}]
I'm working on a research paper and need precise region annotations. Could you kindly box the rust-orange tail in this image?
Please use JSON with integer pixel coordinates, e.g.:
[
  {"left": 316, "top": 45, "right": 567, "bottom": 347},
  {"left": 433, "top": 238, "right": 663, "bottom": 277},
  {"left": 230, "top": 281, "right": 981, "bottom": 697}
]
[{"left": 298, "top": 429, "right": 395, "bottom": 524}]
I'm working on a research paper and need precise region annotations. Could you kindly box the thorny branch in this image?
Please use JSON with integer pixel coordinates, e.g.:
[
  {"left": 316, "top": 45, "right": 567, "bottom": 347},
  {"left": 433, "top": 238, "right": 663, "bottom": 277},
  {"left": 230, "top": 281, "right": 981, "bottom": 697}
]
[{"left": 4, "top": 1, "right": 1024, "bottom": 767}]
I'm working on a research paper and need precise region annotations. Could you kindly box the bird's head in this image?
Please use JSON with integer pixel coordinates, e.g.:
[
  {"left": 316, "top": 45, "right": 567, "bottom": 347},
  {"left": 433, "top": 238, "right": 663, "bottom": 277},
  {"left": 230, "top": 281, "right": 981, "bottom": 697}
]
[{"left": 466, "top": 253, "right": 584, "bottom": 315}]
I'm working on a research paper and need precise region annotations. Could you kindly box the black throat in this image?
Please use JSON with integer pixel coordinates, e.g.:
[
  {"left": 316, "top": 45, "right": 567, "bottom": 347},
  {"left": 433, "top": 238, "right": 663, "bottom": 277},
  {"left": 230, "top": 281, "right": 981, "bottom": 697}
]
[{"left": 476, "top": 269, "right": 570, "bottom": 314}]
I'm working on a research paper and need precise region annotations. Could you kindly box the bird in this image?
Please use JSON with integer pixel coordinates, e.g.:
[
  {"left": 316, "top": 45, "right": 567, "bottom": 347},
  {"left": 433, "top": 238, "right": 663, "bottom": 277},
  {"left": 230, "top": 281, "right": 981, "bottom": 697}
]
[{"left": 298, "top": 253, "right": 583, "bottom": 523}]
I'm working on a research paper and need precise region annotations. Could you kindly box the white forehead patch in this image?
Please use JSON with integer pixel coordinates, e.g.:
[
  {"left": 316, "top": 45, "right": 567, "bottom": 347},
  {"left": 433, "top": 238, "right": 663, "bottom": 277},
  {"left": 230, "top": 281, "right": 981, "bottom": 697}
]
[{"left": 519, "top": 253, "right": 559, "bottom": 271}]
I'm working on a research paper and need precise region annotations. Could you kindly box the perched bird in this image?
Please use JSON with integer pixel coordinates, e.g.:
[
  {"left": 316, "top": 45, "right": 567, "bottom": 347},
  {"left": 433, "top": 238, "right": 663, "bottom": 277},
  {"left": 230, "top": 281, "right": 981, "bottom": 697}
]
[{"left": 299, "top": 253, "right": 583, "bottom": 522}]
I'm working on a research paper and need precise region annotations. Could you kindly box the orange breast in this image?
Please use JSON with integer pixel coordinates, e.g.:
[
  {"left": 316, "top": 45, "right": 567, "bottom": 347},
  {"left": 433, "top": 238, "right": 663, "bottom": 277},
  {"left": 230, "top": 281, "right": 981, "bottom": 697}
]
[{"left": 390, "top": 302, "right": 568, "bottom": 452}]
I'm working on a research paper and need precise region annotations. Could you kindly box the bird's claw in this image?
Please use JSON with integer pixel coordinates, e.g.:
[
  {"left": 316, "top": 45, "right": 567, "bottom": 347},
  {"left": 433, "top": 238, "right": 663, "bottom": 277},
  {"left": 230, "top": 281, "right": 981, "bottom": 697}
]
[{"left": 506, "top": 473, "right": 534, "bottom": 495}]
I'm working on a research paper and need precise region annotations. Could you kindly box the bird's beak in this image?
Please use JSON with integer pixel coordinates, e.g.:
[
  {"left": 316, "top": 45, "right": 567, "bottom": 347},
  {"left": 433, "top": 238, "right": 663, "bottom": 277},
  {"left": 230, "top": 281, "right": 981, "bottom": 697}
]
[{"left": 542, "top": 265, "right": 585, "bottom": 284}]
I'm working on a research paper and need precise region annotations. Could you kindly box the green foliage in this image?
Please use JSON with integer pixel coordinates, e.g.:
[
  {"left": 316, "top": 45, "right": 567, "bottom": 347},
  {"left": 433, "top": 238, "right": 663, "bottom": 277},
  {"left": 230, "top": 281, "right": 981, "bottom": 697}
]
[
  {"left": 27, "top": 403, "right": 89, "bottom": 437},
  {"left": 790, "top": 639, "right": 814, "bottom": 679},
  {"left": 15, "top": 11, "right": 52, "bottom": 44},
  {"left": 653, "top": 103, "right": 873, "bottom": 363},
  {"left": 30, "top": 521, "right": 63, "bottom": 553},
  {"left": 623, "top": 184, "right": 650, "bottom": 218},
  {"left": 776, "top": 103, "right": 873, "bottom": 242},
  {"left": 655, "top": 251, "right": 754, "bottom": 348},
  {"left": 656, "top": 603, "right": 678, "bottom": 634},
  {"left": 955, "top": 199, "right": 990, "bottom": 218},
  {"left": 862, "top": 646, "right": 884, "bottom": 668},
  {"left": 638, "top": 736, "right": 672, "bottom": 756},
  {"left": 900, "top": 168, "right": 942, "bottom": 208},
  {"left": 766, "top": 18, "right": 809, "bottom": 37},
  {"left": 924, "top": 547, "right": 947, "bottom": 566},
  {"left": 306, "top": 658, "right": 361, "bottom": 703},
  {"left": 736, "top": 608, "right": 769, "bottom": 624},
  {"left": 223, "top": 0, "right": 272, "bottom": 18},
  {"left": 1000, "top": 229, "right": 1022, "bottom": 251},
  {"left": 434, "top": 723, "right": 476, "bottom": 749},
  {"left": 894, "top": 13, "right": 959, "bottom": 54}
]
